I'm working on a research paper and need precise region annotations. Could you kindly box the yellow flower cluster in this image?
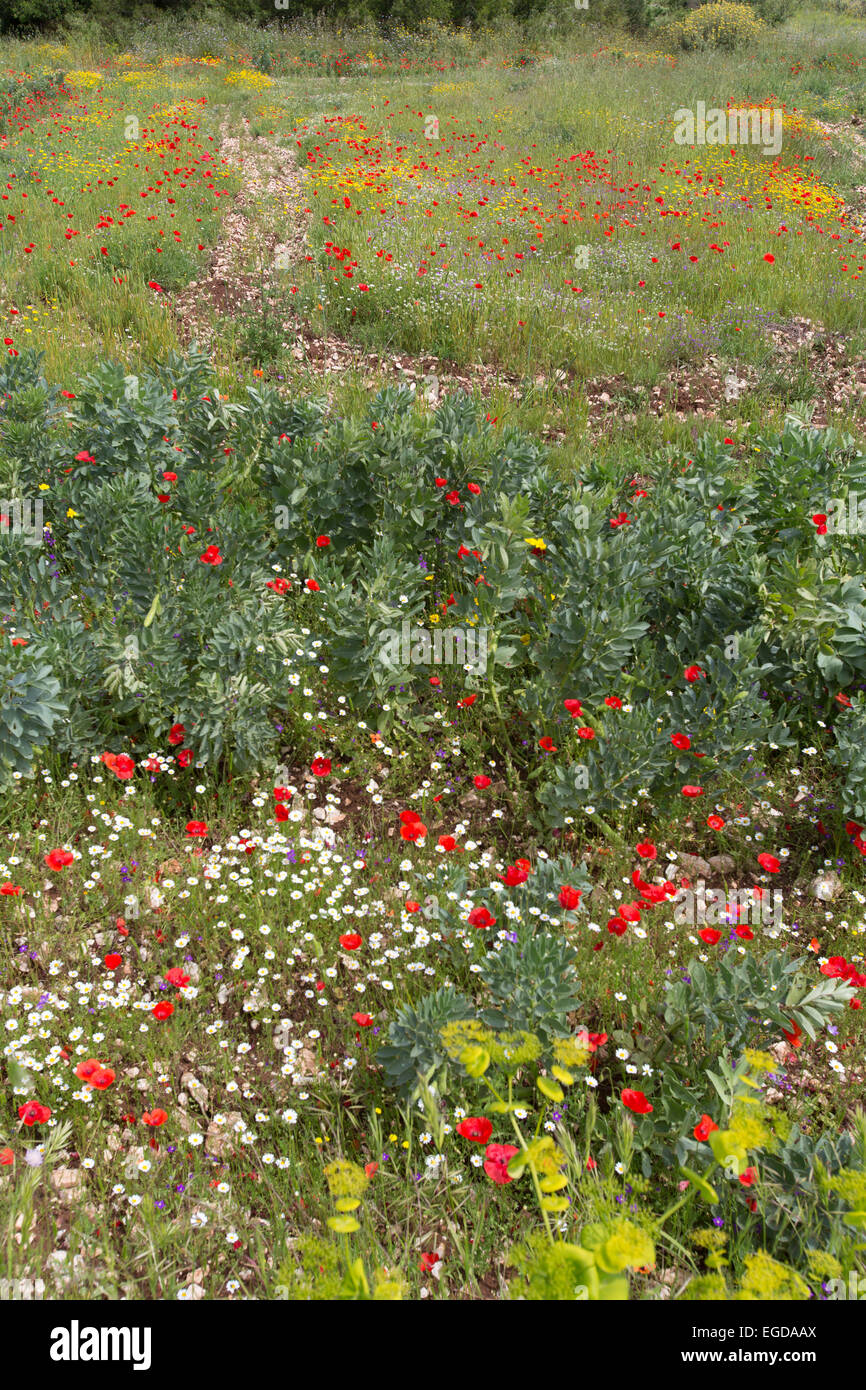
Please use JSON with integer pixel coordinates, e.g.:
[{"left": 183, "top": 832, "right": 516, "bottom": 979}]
[
  {"left": 666, "top": 2, "right": 764, "bottom": 50},
  {"left": 35, "top": 42, "right": 69, "bottom": 66},
  {"left": 64, "top": 70, "right": 103, "bottom": 89},
  {"left": 224, "top": 69, "right": 274, "bottom": 91},
  {"left": 323, "top": 1158, "right": 369, "bottom": 1201}
]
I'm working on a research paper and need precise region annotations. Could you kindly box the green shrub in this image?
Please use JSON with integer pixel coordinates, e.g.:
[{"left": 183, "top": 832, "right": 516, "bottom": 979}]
[
  {"left": 2, "top": 348, "right": 866, "bottom": 830},
  {"left": 664, "top": 1, "right": 764, "bottom": 48}
]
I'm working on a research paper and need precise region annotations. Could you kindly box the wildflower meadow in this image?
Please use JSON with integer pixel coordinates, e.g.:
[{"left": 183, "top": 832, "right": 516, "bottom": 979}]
[{"left": 1, "top": 0, "right": 866, "bottom": 1340}]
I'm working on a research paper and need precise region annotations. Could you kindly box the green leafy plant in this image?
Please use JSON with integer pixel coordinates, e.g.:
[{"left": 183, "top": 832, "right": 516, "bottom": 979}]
[
  {"left": 376, "top": 985, "right": 474, "bottom": 1098},
  {"left": 660, "top": 949, "right": 857, "bottom": 1054},
  {"left": 479, "top": 934, "right": 582, "bottom": 1047}
]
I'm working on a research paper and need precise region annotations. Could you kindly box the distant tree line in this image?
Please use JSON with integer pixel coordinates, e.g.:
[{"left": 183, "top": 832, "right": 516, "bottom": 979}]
[{"left": 0, "top": 0, "right": 658, "bottom": 38}]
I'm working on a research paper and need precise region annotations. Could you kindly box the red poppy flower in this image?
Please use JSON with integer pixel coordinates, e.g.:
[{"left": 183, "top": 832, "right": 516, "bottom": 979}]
[
  {"left": 306, "top": 579, "right": 320, "bottom": 592},
  {"left": 419, "top": 1252, "right": 441, "bottom": 1273},
  {"left": 316, "top": 535, "right": 330, "bottom": 547},
  {"left": 699, "top": 928, "right": 722, "bottom": 945},
  {"left": 456, "top": 1116, "right": 493, "bottom": 1143},
  {"left": 152, "top": 1002, "right": 174, "bottom": 1021},
  {"left": 177, "top": 749, "right": 193, "bottom": 768},
  {"left": 693, "top": 1114, "right": 718, "bottom": 1142},
  {"left": 0, "top": 1147, "right": 13, "bottom": 1165},
  {"left": 821, "top": 956, "right": 849, "bottom": 979},
  {"left": 635, "top": 841, "right": 657, "bottom": 860},
  {"left": 467, "top": 482, "right": 481, "bottom": 495},
  {"left": 681, "top": 785, "right": 703, "bottom": 798},
  {"left": 763, "top": 253, "right": 775, "bottom": 264},
  {"left": 563, "top": 698, "right": 582, "bottom": 717},
  {"left": 0, "top": 882, "right": 21, "bottom": 895},
  {"left": 18, "top": 1101, "right": 51, "bottom": 1125},
  {"left": 438, "top": 834, "right": 456, "bottom": 852},
  {"left": 502, "top": 864, "right": 529, "bottom": 887},
  {"left": 757, "top": 853, "right": 781, "bottom": 873},
  {"left": 638, "top": 883, "right": 667, "bottom": 905},
  {"left": 185, "top": 821, "right": 208, "bottom": 837},
  {"left": 707, "top": 815, "right": 725, "bottom": 830},
  {"left": 89, "top": 1067, "right": 116, "bottom": 1090},
  {"left": 457, "top": 694, "right": 477, "bottom": 708},
  {"left": 558, "top": 885, "right": 582, "bottom": 910},
  {"left": 400, "top": 819, "right": 427, "bottom": 842},
  {"left": 538, "top": 736, "right": 557, "bottom": 752},
  {"left": 683, "top": 665, "right": 705, "bottom": 683},
  {"left": 781, "top": 1019, "right": 802, "bottom": 1048},
  {"left": 483, "top": 1142, "right": 520, "bottom": 1184},
  {"left": 739, "top": 1166, "right": 758, "bottom": 1186},
  {"left": 199, "top": 545, "right": 222, "bottom": 565},
  {"left": 165, "top": 967, "right": 190, "bottom": 988},
  {"left": 473, "top": 774, "right": 491, "bottom": 789},
  {"left": 142, "top": 1110, "right": 168, "bottom": 1127},
  {"left": 75, "top": 450, "right": 95, "bottom": 463},
  {"left": 104, "top": 953, "right": 122, "bottom": 970},
  {"left": 735, "top": 925, "right": 754, "bottom": 941},
  {"left": 621, "top": 1089, "right": 653, "bottom": 1115},
  {"left": 340, "top": 933, "right": 363, "bottom": 951},
  {"left": 607, "top": 917, "right": 628, "bottom": 937},
  {"left": 467, "top": 906, "right": 496, "bottom": 929},
  {"left": 45, "top": 849, "right": 74, "bottom": 871},
  {"left": 604, "top": 696, "right": 622, "bottom": 709},
  {"left": 311, "top": 757, "right": 331, "bottom": 777},
  {"left": 671, "top": 732, "right": 691, "bottom": 750},
  {"left": 352, "top": 1012, "right": 373, "bottom": 1027},
  {"left": 405, "top": 900, "right": 421, "bottom": 913},
  {"left": 168, "top": 723, "right": 186, "bottom": 746}
]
